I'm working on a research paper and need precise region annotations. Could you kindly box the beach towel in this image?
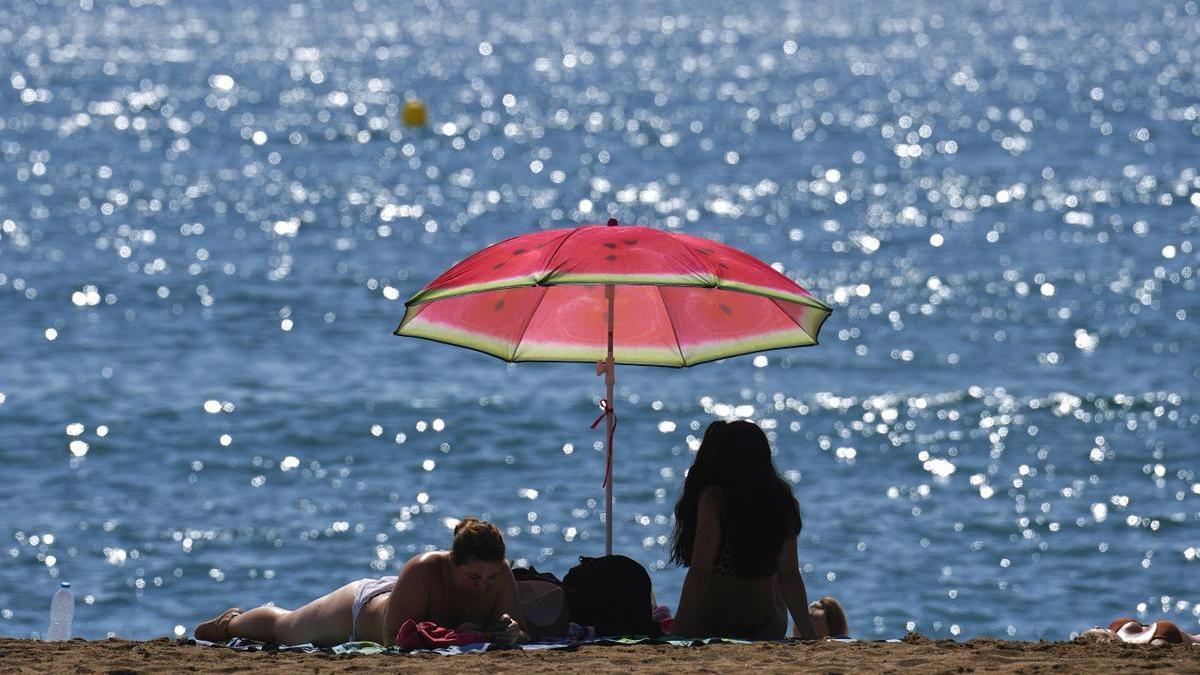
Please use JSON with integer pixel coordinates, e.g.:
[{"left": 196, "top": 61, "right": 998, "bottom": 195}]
[
  {"left": 395, "top": 619, "right": 488, "bottom": 649},
  {"left": 186, "top": 633, "right": 898, "bottom": 656}
]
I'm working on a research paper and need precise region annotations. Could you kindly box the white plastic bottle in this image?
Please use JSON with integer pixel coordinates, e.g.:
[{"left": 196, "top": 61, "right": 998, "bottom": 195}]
[{"left": 46, "top": 582, "right": 74, "bottom": 641}]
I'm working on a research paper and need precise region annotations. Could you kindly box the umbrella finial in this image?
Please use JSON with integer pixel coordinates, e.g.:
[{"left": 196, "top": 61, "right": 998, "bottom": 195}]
[{"left": 607, "top": 218, "right": 618, "bottom": 227}]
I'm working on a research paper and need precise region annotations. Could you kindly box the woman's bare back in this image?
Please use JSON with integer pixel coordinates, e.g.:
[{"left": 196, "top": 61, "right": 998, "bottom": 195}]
[{"left": 373, "top": 552, "right": 513, "bottom": 645}]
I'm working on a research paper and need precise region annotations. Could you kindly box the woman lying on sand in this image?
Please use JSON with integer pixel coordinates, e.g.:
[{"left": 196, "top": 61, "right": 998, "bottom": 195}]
[
  {"left": 1082, "top": 618, "right": 1200, "bottom": 645},
  {"left": 194, "top": 518, "right": 527, "bottom": 647},
  {"left": 668, "top": 420, "right": 844, "bottom": 640}
]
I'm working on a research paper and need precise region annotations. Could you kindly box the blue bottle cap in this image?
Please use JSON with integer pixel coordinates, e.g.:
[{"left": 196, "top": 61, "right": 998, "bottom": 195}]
[{"left": 61, "top": 582, "right": 70, "bottom": 588}]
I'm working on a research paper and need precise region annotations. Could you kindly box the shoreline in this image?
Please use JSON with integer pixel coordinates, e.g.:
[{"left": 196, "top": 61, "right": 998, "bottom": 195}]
[{"left": 2, "top": 636, "right": 1199, "bottom": 674}]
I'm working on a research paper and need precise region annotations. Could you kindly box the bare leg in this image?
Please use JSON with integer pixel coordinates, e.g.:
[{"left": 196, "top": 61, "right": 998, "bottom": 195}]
[
  {"left": 224, "top": 580, "right": 361, "bottom": 647},
  {"left": 221, "top": 605, "right": 287, "bottom": 642}
]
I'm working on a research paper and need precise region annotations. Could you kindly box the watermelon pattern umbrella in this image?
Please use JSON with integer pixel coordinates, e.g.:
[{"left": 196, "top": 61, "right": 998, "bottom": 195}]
[{"left": 395, "top": 219, "right": 831, "bottom": 554}]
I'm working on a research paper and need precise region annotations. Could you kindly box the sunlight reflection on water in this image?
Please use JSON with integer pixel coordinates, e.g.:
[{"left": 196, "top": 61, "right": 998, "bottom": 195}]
[{"left": 1, "top": 0, "right": 1198, "bottom": 642}]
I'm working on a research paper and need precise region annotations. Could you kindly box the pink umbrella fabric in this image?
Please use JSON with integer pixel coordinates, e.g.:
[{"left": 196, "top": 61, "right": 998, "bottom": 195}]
[
  {"left": 396, "top": 219, "right": 831, "bottom": 553},
  {"left": 398, "top": 223, "right": 830, "bottom": 366}
]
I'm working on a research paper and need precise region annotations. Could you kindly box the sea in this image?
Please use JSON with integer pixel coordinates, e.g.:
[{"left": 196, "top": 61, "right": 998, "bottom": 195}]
[{"left": 1, "top": 0, "right": 1197, "bottom": 642}]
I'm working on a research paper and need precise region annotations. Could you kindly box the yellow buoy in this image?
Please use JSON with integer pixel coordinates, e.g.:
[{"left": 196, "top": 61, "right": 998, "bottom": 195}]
[{"left": 402, "top": 99, "right": 427, "bottom": 127}]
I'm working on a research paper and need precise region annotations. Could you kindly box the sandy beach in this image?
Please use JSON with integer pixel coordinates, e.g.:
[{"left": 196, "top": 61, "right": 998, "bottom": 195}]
[{"left": 2, "top": 636, "right": 1198, "bottom": 674}]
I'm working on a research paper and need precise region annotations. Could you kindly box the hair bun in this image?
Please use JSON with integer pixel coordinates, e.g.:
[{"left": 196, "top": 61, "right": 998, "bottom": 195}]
[
  {"left": 451, "top": 517, "right": 505, "bottom": 564},
  {"left": 454, "top": 516, "right": 482, "bottom": 537}
]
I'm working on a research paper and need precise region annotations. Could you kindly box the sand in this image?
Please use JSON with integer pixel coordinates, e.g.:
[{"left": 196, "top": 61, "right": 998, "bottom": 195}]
[{"left": 2, "top": 635, "right": 1199, "bottom": 674}]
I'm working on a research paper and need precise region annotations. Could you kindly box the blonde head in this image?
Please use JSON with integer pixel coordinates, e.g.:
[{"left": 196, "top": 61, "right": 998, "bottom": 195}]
[{"left": 809, "top": 596, "right": 849, "bottom": 638}]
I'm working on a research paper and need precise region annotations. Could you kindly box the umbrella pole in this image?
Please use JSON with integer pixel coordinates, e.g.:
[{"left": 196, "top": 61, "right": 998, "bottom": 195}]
[{"left": 604, "top": 282, "right": 616, "bottom": 556}]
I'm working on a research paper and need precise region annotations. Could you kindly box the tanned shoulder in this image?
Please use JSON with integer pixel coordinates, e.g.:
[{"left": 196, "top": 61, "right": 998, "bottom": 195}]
[{"left": 405, "top": 551, "right": 446, "bottom": 577}]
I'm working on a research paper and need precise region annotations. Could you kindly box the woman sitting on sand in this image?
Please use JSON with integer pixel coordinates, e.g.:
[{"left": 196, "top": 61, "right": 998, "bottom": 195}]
[
  {"left": 669, "top": 420, "right": 839, "bottom": 640},
  {"left": 195, "top": 517, "right": 528, "bottom": 647}
]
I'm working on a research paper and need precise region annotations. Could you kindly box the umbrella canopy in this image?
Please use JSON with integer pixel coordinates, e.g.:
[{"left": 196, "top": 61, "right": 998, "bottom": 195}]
[
  {"left": 397, "top": 223, "right": 830, "bottom": 366},
  {"left": 395, "top": 219, "right": 831, "bottom": 554}
]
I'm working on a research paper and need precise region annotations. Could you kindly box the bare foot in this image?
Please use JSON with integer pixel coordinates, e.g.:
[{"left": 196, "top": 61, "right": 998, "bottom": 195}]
[{"left": 194, "top": 607, "right": 242, "bottom": 642}]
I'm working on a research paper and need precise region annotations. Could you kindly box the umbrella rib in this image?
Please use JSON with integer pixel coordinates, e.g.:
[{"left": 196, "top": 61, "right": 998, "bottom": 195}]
[
  {"left": 768, "top": 297, "right": 819, "bottom": 343},
  {"left": 510, "top": 285, "right": 552, "bottom": 360},
  {"left": 656, "top": 286, "right": 689, "bottom": 367},
  {"left": 670, "top": 235, "right": 721, "bottom": 286},
  {"left": 536, "top": 226, "right": 586, "bottom": 283}
]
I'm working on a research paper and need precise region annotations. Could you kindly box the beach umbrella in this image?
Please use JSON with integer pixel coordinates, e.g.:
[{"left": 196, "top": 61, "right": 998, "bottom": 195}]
[{"left": 395, "top": 219, "right": 831, "bottom": 554}]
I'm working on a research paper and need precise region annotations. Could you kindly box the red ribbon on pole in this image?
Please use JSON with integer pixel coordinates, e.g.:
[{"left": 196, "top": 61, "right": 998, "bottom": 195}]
[{"left": 590, "top": 399, "right": 616, "bottom": 487}]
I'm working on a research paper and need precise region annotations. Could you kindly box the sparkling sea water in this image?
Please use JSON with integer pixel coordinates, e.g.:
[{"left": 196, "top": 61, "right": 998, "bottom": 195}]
[{"left": 1, "top": 0, "right": 1198, "bottom": 641}]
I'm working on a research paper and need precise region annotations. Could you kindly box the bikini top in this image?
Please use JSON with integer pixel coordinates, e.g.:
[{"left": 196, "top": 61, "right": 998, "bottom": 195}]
[
  {"left": 711, "top": 523, "right": 775, "bottom": 579},
  {"left": 712, "top": 535, "right": 738, "bottom": 577},
  {"left": 707, "top": 489, "right": 792, "bottom": 579}
]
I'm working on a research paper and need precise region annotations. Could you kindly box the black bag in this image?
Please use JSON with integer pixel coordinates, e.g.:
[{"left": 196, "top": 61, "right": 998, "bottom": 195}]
[{"left": 562, "top": 555, "right": 660, "bottom": 637}]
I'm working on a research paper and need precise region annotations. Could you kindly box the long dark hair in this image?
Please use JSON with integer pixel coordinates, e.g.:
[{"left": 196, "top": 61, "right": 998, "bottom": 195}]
[{"left": 669, "top": 420, "right": 801, "bottom": 577}]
